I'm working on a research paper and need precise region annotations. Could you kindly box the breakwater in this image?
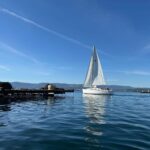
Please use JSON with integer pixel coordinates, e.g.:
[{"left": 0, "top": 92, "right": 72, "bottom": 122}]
[{"left": 0, "top": 82, "right": 74, "bottom": 104}]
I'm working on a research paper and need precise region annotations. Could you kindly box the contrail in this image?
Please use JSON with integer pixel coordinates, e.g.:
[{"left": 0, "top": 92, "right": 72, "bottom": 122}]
[
  {"left": 0, "top": 41, "right": 39, "bottom": 64},
  {"left": 0, "top": 7, "right": 109, "bottom": 56},
  {"left": 0, "top": 64, "right": 10, "bottom": 71},
  {"left": 0, "top": 8, "right": 90, "bottom": 49}
]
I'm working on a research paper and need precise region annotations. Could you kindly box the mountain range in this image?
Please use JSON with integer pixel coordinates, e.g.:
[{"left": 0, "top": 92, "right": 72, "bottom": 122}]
[{"left": 11, "top": 82, "right": 135, "bottom": 92}]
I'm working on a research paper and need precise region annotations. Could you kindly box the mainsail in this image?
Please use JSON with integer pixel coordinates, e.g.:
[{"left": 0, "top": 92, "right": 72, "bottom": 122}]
[{"left": 84, "top": 46, "right": 105, "bottom": 87}]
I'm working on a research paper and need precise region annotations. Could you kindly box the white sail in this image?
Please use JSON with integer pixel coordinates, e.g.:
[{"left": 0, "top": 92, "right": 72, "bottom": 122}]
[{"left": 84, "top": 46, "right": 105, "bottom": 87}]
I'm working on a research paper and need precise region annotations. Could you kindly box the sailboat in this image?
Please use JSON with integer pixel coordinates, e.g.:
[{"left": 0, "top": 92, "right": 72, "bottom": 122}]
[{"left": 83, "top": 46, "right": 112, "bottom": 95}]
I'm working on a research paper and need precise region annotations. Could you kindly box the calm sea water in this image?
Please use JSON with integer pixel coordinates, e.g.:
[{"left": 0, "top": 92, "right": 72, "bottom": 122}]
[{"left": 0, "top": 92, "right": 150, "bottom": 150}]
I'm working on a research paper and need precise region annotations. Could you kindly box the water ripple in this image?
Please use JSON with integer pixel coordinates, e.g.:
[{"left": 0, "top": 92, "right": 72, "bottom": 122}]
[{"left": 0, "top": 92, "right": 150, "bottom": 149}]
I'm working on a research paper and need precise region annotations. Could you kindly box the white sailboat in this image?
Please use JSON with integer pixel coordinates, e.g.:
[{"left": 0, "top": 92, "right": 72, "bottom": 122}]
[{"left": 83, "top": 46, "right": 112, "bottom": 95}]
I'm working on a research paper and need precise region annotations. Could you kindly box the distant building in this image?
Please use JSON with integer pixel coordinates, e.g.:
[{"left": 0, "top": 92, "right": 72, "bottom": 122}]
[
  {"left": 0, "top": 82, "right": 13, "bottom": 90},
  {"left": 42, "top": 84, "right": 56, "bottom": 90}
]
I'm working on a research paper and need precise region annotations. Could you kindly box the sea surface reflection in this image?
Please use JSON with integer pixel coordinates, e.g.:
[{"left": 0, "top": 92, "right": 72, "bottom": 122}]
[
  {"left": 83, "top": 94, "right": 111, "bottom": 124},
  {"left": 0, "top": 92, "right": 150, "bottom": 150}
]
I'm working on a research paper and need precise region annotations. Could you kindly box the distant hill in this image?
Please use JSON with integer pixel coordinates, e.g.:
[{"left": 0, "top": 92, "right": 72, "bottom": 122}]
[
  {"left": 105, "top": 85, "right": 134, "bottom": 92},
  {"left": 11, "top": 82, "right": 47, "bottom": 89},
  {"left": 11, "top": 82, "right": 135, "bottom": 92},
  {"left": 11, "top": 82, "right": 82, "bottom": 90},
  {"left": 53, "top": 83, "right": 82, "bottom": 89}
]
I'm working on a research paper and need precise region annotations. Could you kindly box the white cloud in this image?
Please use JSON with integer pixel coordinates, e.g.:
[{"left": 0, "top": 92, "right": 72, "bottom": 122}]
[
  {"left": 0, "top": 42, "right": 39, "bottom": 64},
  {"left": 0, "top": 65, "right": 10, "bottom": 71},
  {"left": 140, "top": 44, "right": 150, "bottom": 54},
  {"left": 125, "top": 70, "right": 150, "bottom": 76},
  {"left": 144, "top": 44, "right": 150, "bottom": 50},
  {"left": 106, "top": 79, "right": 118, "bottom": 82},
  {"left": 57, "top": 66, "right": 72, "bottom": 70},
  {"left": 107, "top": 70, "right": 150, "bottom": 76},
  {"left": 112, "top": 70, "right": 150, "bottom": 76},
  {"left": 36, "top": 71, "right": 51, "bottom": 76}
]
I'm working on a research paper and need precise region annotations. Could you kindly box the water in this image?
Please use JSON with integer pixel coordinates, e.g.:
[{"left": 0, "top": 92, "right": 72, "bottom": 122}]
[{"left": 0, "top": 92, "right": 150, "bottom": 150}]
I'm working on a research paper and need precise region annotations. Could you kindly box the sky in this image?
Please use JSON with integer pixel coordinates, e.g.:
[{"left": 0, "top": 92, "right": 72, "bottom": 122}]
[{"left": 0, "top": 0, "right": 150, "bottom": 87}]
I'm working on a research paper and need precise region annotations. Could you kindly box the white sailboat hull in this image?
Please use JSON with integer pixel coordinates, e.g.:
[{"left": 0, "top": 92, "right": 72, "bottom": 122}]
[{"left": 83, "top": 88, "right": 112, "bottom": 95}]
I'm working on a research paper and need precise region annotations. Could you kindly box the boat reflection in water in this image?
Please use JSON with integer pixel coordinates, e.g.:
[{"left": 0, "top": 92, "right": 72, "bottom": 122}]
[{"left": 83, "top": 94, "right": 111, "bottom": 137}]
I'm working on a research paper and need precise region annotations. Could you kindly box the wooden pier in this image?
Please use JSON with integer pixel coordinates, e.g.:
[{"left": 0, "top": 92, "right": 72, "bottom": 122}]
[
  {"left": 0, "top": 82, "right": 74, "bottom": 104},
  {"left": 0, "top": 89, "right": 74, "bottom": 95},
  {"left": 0, "top": 89, "right": 74, "bottom": 104}
]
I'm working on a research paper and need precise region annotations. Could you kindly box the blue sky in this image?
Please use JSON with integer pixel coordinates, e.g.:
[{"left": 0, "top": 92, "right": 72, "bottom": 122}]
[{"left": 0, "top": 0, "right": 150, "bottom": 87}]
